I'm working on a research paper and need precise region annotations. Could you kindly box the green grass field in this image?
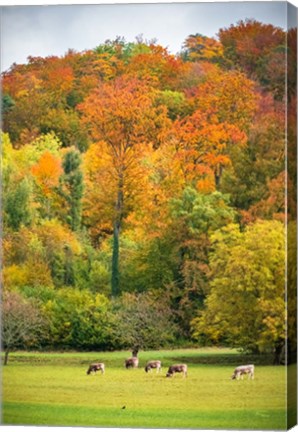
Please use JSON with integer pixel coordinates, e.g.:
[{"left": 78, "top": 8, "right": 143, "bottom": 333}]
[{"left": 2, "top": 349, "right": 287, "bottom": 429}]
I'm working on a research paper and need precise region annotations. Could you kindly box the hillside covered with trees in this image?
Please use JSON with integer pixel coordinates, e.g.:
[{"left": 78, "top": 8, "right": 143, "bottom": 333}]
[{"left": 2, "top": 19, "right": 297, "bottom": 363}]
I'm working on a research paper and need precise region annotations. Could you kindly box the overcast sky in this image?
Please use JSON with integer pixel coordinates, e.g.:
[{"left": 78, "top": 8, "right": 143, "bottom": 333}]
[{"left": 0, "top": 1, "right": 291, "bottom": 72}]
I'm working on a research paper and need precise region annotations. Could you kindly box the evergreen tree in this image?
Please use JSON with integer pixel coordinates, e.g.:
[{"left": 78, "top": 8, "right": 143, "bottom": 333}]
[{"left": 59, "top": 150, "right": 84, "bottom": 231}]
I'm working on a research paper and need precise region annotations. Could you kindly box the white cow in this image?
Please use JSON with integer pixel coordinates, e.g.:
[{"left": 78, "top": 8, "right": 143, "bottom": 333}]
[{"left": 231, "top": 364, "right": 254, "bottom": 380}]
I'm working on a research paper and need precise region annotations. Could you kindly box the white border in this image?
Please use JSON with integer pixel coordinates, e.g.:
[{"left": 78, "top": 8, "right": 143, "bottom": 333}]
[{"left": 1, "top": 1, "right": 297, "bottom": 432}]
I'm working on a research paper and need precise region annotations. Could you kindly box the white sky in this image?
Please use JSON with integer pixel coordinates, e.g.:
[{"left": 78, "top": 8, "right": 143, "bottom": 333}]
[{"left": 0, "top": 1, "right": 295, "bottom": 72}]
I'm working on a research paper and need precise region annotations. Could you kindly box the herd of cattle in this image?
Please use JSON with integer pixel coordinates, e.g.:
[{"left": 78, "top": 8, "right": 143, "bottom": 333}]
[{"left": 86, "top": 358, "right": 255, "bottom": 380}]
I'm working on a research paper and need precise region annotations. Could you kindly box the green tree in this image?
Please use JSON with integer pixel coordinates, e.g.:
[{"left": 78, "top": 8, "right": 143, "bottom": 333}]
[
  {"left": 2, "top": 133, "right": 35, "bottom": 231},
  {"left": 119, "top": 234, "right": 177, "bottom": 294},
  {"left": 168, "top": 187, "right": 235, "bottom": 335},
  {"left": 59, "top": 150, "right": 84, "bottom": 231},
  {"left": 2, "top": 94, "right": 15, "bottom": 113},
  {"left": 120, "top": 187, "right": 236, "bottom": 337},
  {"left": 44, "top": 288, "right": 115, "bottom": 350},
  {"left": 191, "top": 221, "right": 286, "bottom": 359},
  {"left": 155, "top": 90, "right": 190, "bottom": 120},
  {"left": 4, "top": 178, "right": 33, "bottom": 231}
]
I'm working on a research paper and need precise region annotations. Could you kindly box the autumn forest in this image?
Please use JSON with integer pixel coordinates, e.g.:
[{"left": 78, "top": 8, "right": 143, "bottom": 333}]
[{"left": 2, "top": 20, "right": 297, "bottom": 364}]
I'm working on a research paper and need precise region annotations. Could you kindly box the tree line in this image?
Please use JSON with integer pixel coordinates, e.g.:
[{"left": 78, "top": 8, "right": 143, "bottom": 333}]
[{"left": 2, "top": 20, "right": 297, "bottom": 364}]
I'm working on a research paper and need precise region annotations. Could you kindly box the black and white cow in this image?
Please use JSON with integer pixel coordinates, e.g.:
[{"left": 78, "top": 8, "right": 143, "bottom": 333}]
[
  {"left": 231, "top": 364, "right": 254, "bottom": 380},
  {"left": 166, "top": 364, "right": 187, "bottom": 378}
]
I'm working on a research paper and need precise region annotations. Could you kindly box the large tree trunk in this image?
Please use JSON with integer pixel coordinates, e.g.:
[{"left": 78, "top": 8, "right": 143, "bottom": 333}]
[
  {"left": 274, "top": 339, "right": 286, "bottom": 365},
  {"left": 111, "top": 221, "right": 120, "bottom": 296},
  {"left": 214, "top": 165, "right": 223, "bottom": 190},
  {"left": 132, "top": 346, "right": 140, "bottom": 357},
  {"left": 111, "top": 174, "right": 124, "bottom": 297},
  {"left": 4, "top": 349, "right": 9, "bottom": 366}
]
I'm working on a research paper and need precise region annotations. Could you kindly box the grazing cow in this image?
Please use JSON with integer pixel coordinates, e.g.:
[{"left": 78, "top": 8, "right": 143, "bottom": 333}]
[
  {"left": 145, "top": 360, "right": 162, "bottom": 373},
  {"left": 86, "top": 362, "right": 105, "bottom": 375},
  {"left": 125, "top": 357, "right": 139, "bottom": 369},
  {"left": 166, "top": 364, "right": 187, "bottom": 378},
  {"left": 231, "top": 364, "right": 254, "bottom": 380}
]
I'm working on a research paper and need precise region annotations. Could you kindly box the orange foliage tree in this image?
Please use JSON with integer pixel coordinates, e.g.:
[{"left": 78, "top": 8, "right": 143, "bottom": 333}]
[
  {"left": 31, "top": 151, "right": 62, "bottom": 196},
  {"left": 172, "top": 109, "right": 247, "bottom": 191},
  {"left": 219, "top": 19, "right": 286, "bottom": 98},
  {"left": 79, "top": 76, "right": 169, "bottom": 295}
]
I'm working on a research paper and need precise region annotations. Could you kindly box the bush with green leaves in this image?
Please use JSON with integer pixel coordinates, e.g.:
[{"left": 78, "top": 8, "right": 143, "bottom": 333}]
[{"left": 43, "top": 288, "right": 116, "bottom": 350}]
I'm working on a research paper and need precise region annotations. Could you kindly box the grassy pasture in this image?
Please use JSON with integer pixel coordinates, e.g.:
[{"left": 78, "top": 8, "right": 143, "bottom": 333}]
[{"left": 2, "top": 349, "right": 287, "bottom": 429}]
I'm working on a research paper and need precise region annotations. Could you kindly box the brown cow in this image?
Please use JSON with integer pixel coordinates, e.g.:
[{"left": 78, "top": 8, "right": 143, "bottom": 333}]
[
  {"left": 145, "top": 360, "right": 162, "bottom": 373},
  {"left": 125, "top": 357, "right": 139, "bottom": 369},
  {"left": 86, "top": 362, "right": 105, "bottom": 375},
  {"left": 166, "top": 364, "right": 187, "bottom": 378}
]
